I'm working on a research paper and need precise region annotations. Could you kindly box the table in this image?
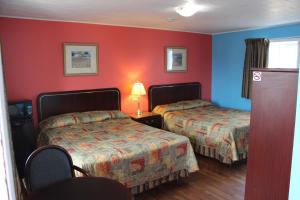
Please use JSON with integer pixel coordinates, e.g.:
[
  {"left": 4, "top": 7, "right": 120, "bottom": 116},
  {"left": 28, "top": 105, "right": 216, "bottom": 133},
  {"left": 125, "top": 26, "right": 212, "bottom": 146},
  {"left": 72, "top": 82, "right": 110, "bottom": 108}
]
[
  {"left": 28, "top": 177, "right": 132, "bottom": 200},
  {"left": 128, "top": 112, "right": 162, "bottom": 129}
]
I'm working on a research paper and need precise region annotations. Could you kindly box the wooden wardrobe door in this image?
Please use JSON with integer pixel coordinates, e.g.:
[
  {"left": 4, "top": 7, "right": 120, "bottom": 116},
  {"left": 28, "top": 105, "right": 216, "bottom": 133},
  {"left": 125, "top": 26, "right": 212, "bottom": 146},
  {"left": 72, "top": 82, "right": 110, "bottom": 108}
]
[{"left": 245, "top": 69, "right": 298, "bottom": 200}]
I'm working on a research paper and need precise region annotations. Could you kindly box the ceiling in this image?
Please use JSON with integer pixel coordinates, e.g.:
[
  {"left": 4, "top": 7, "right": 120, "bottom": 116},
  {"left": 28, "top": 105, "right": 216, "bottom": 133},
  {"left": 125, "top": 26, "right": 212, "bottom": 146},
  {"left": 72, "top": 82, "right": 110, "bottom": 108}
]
[{"left": 1, "top": 0, "right": 300, "bottom": 34}]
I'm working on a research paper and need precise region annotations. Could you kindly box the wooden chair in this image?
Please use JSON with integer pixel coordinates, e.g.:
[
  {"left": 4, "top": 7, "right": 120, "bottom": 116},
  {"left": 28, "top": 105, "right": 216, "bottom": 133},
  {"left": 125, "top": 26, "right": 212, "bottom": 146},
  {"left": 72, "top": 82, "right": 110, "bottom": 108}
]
[{"left": 24, "top": 145, "right": 88, "bottom": 193}]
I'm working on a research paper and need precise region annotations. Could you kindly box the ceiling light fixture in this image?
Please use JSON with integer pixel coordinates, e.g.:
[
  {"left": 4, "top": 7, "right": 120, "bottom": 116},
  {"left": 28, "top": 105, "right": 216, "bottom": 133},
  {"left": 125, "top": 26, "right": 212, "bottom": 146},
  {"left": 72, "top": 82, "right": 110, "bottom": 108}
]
[{"left": 175, "top": 3, "right": 204, "bottom": 17}]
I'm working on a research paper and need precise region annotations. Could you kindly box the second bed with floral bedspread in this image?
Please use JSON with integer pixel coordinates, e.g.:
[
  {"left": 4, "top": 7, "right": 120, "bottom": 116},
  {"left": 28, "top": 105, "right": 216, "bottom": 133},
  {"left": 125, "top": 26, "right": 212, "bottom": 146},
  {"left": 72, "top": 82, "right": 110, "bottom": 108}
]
[
  {"left": 38, "top": 111, "right": 198, "bottom": 194},
  {"left": 153, "top": 100, "right": 250, "bottom": 164}
]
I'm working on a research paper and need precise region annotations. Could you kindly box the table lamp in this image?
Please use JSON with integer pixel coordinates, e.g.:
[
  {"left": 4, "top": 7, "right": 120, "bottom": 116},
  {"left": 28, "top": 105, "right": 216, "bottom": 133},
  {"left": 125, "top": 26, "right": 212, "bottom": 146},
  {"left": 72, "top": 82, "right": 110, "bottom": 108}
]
[{"left": 131, "top": 81, "right": 146, "bottom": 116}]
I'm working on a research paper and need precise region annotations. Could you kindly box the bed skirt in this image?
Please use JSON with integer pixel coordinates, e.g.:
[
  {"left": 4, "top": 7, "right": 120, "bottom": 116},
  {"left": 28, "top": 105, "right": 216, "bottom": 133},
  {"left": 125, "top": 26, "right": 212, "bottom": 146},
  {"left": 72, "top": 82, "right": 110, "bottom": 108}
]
[
  {"left": 130, "top": 169, "right": 189, "bottom": 194},
  {"left": 192, "top": 143, "right": 247, "bottom": 164}
]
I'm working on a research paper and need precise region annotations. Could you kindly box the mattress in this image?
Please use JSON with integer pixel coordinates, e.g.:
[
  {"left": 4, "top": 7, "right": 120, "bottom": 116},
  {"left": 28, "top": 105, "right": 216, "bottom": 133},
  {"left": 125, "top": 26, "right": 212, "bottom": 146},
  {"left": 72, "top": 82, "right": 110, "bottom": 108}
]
[
  {"left": 38, "top": 113, "right": 198, "bottom": 193},
  {"left": 154, "top": 101, "right": 250, "bottom": 164}
]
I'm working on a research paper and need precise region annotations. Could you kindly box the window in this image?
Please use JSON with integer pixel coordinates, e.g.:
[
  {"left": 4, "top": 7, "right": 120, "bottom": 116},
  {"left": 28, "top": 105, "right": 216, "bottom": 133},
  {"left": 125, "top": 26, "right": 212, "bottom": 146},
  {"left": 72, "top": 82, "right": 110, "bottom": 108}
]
[{"left": 268, "top": 38, "right": 300, "bottom": 69}]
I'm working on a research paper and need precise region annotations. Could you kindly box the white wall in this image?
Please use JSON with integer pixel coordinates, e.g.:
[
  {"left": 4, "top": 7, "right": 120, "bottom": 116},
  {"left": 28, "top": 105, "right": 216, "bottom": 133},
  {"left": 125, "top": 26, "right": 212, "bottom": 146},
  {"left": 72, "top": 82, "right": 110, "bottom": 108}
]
[
  {"left": 0, "top": 46, "right": 16, "bottom": 200},
  {"left": 289, "top": 72, "right": 300, "bottom": 199}
]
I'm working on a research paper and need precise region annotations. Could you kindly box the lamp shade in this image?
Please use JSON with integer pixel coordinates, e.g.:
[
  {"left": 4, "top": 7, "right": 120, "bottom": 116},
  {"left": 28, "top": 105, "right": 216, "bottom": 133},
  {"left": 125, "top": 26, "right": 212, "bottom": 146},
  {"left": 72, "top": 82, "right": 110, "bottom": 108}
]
[{"left": 131, "top": 82, "right": 146, "bottom": 96}]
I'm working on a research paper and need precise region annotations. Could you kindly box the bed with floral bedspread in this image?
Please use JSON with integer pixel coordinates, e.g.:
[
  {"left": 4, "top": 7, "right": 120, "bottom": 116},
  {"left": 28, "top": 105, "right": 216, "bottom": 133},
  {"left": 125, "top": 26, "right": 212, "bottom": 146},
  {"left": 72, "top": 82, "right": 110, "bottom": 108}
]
[
  {"left": 153, "top": 100, "right": 250, "bottom": 164},
  {"left": 37, "top": 111, "right": 198, "bottom": 194}
]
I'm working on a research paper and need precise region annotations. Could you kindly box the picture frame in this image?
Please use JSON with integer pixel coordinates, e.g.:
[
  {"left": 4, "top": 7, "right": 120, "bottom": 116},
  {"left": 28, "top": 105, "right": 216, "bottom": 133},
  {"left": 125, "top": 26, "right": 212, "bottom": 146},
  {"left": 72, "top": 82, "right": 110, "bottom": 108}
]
[
  {"left": 165, "top": 47, "right": 187, "bottom": 72},
  {"left": 64, "top": 43, "right": 98, "bottom": 76}
]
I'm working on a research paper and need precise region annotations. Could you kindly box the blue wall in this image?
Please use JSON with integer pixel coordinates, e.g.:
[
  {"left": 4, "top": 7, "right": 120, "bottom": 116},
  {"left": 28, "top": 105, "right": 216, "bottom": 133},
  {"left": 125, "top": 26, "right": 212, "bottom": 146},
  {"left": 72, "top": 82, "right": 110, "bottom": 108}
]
[
  {"left": 212, "top": 23, "right": 300, "bottom": 199},
  {"left": 289, "top": 71, "right": 300, "bottom": 199},
  {"left": 212, "top": 23, "right": 300, "bottom": 111}
]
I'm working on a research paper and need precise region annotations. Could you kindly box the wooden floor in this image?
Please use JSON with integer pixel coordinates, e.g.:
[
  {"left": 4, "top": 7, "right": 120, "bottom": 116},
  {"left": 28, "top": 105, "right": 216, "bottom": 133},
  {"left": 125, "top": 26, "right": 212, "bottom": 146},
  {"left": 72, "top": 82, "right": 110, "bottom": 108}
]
[{"left": 135, "top": 156, "right": 247, "bottom": 200}]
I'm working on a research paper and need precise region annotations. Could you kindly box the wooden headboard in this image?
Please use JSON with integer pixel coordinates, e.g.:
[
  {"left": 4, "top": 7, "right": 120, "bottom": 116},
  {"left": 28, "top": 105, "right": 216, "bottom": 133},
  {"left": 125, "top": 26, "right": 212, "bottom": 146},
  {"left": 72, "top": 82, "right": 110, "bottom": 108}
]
[
  {"left": 37, "top": 88, "right": 121, "bottom": 122},
  {"left": 148, "top": 82, "right": 201, "bottom": 111}
]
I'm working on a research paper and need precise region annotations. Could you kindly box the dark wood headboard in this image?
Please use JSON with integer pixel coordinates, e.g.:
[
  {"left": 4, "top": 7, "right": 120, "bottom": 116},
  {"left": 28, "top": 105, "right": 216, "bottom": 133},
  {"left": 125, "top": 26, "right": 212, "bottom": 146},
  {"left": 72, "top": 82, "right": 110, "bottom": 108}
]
[
  {"left": 148, "top": 82, "right": 201, "bottom": 111},
  {"left": 37, "top": 88, "right": 121, "bottom": 122}
]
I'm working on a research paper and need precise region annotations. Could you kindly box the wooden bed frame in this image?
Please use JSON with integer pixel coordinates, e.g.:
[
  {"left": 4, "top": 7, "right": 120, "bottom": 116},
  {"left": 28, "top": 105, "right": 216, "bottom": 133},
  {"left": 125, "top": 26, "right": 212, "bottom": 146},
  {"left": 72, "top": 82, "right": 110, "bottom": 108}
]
[
  {"left": 37, "top": 88, "right": 121, "bottom": 122},
  {"left": 148, "top": 82, "right": 201, "bottom": 111}
]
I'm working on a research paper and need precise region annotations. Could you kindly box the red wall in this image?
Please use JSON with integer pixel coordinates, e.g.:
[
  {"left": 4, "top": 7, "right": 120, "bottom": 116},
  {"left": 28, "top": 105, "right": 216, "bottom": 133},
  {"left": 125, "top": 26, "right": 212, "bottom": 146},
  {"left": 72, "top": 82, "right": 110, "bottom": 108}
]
[{"left": 0, "top": 17, "right": 212, "bottom": 124}]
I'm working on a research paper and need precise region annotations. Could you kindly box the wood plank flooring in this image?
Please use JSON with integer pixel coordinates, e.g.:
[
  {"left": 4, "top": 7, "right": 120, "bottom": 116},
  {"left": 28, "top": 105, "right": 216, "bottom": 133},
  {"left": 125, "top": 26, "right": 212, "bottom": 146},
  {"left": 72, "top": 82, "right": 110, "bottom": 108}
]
[{"left": 135, "top": 156, "right": 247, "bottom": 200}]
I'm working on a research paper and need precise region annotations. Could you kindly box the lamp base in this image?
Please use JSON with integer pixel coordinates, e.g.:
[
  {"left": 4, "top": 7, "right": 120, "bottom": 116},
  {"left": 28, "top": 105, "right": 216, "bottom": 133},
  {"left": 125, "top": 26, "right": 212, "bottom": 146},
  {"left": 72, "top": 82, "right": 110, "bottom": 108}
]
[
  {"left": 136, "top": 99, "right": 143, "bottom": 117},
  {"left": 137, "top": 109, "right": 142, "bottom": 117}
]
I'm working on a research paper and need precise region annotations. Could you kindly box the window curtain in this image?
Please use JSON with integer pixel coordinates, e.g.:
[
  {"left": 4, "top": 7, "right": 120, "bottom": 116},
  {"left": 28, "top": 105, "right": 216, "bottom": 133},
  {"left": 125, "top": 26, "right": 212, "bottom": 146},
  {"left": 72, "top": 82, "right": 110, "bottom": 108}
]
[{"left": 242, "top": 38, "right": 270, "bottom": 99}]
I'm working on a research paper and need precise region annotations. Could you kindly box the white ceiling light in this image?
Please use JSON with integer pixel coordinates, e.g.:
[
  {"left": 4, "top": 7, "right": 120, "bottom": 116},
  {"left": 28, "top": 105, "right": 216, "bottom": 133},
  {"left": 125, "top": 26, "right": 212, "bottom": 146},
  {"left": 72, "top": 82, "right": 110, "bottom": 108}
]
[{"left": 175, "top": 3, "right": 204, "bottom": 17}]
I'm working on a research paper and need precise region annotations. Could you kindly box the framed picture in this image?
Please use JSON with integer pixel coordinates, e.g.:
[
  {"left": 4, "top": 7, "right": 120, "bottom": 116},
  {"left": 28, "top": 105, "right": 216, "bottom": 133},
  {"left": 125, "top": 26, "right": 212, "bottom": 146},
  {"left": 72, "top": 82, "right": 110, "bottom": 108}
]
[
  {"left": 64, "top": 43, "right": 98, "bottom": 76},
  {"left": 165, "top": 47, "right": 187, "bottom": 72}
]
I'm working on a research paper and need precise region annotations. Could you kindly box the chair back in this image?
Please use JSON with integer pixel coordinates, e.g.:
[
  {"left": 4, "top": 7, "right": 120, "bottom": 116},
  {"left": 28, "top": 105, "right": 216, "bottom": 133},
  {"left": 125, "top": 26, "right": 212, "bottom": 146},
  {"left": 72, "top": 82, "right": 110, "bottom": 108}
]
[{"left": 24, "top": 145, "right": 75, "bottom": 192}]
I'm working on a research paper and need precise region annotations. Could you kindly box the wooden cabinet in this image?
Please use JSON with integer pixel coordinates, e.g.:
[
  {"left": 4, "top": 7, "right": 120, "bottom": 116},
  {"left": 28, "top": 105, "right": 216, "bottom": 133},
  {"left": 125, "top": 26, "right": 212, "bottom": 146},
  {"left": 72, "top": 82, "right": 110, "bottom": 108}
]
[
  {"left": 8, "top": 100, "right": 36, "bottom": 178},
  {"left": 128, "top": 112, "right": 162, "bottom": 129},
  {"left": 245, "top": 69, "right": 298, "bottom": 200}
]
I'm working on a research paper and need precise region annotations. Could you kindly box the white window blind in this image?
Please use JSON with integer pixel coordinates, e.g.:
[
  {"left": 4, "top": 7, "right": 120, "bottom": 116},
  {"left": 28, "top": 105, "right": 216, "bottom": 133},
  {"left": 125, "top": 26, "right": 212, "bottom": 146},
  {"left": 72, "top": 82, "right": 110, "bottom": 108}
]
[{"left": 268, "top": 39, "right": 300, "bottom": 69}]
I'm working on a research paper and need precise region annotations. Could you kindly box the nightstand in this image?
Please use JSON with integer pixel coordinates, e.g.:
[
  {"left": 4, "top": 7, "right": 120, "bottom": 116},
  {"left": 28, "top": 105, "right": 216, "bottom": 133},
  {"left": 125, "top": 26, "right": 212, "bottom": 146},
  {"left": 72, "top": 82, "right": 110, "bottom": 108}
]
[
  {"left": 8, "top": 100, "right": 36, "bottom": 178},
  {"left": 128, "top": 112, "right": 162, "bottom": 129}
]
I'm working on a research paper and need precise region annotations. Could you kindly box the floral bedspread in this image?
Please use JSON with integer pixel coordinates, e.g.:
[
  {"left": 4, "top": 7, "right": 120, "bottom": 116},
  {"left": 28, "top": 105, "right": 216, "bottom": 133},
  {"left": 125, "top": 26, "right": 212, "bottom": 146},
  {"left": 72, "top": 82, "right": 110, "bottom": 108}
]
[
  {"left": 156, "top": 105, "right": 250, "bottom": 163},
  {"left": 38, "top": 118, "right": 198, "bottom": 189}
]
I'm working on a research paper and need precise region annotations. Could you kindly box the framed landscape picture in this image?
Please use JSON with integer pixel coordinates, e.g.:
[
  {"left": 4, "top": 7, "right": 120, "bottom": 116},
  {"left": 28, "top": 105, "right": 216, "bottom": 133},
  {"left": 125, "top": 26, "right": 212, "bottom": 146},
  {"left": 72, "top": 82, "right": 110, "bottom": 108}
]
[
  {"left": 64, "top": 43, "right": 98, "bottom": 76},
  {"left": 165, "top": 47, "right": 187, "bottom": 72}
]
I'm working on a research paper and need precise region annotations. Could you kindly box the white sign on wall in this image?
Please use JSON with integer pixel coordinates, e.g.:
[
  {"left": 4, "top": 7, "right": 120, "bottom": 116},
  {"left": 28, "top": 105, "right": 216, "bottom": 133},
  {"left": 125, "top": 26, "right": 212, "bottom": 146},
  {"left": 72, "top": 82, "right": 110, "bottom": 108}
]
[{"left": 253, "top": 71, "right": 262, "bottom": 82}]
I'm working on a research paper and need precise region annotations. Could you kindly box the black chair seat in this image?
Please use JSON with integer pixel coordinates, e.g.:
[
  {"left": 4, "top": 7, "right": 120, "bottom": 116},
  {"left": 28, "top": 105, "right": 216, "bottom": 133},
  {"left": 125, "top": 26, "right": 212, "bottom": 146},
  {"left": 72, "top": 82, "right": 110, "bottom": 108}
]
[{"left": 24, "top": 145, "right": 88, "bottom": 193}]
